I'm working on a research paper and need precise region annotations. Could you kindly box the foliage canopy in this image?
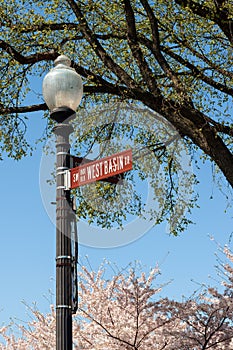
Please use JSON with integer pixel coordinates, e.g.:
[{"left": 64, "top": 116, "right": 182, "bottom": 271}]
[{"left": 1, "top": 0, "right": 233, "bottom": 232}]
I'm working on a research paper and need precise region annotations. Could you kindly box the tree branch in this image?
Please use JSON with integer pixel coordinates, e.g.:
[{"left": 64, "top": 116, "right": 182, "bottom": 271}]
[
  {"left": 79, "top": 307, "right": 135, "bottom": 348},
  {"left": 123, "top": 0, "right": 161, "bottom": 99},
  {"left": 66, "top": 0, "right": 140, "bottom": 91},
  {"left": 175, "top": 0, "right": 233, "bottom": 44},
  {"left": 139, "top": 0, "right": 188, "bottom": 100},
  {"left": 161, "top": 45, "right": 233, "bottom": 96},
  {"left": 137, "top": 34, "right": 233, "bottom": 97},
  {"left": 0, "top": 103, "right": 48, "bottom": 115},
  {"left": 0, "top": 40, "right": 57, "bottom": 64},
  {"left": 16, "top": 22, "right": 80, "bottom": 33}
]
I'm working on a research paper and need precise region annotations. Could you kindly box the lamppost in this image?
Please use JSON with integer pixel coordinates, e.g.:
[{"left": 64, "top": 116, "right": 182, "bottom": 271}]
[{"left": 42, "top": 55, "right": 83, "bottom": 350}]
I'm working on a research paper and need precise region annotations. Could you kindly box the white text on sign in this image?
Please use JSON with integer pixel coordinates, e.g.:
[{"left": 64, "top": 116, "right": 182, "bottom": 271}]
[{"left": 69, "top": 149, "right": 132, "bottom": 189}]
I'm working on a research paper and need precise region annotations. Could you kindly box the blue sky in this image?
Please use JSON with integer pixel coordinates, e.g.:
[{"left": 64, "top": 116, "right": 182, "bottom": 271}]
[{"left": 0, "top": 104, "right": 233, "bottom": 328}]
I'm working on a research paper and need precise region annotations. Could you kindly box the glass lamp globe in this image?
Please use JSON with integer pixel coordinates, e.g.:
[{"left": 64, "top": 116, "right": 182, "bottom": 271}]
[{"left": 42, "top": 55, "right": 83, "bottom": 122}]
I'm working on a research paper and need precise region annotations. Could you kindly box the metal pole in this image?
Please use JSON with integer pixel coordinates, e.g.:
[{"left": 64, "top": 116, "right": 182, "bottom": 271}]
[{"left": 54, "top": 122, "right": 74, "bottom": 350}]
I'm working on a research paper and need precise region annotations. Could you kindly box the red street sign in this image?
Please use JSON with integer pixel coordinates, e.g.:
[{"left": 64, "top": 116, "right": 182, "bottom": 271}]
[{"left": 68, "top": 149, "right": 132, "bottom": 189}]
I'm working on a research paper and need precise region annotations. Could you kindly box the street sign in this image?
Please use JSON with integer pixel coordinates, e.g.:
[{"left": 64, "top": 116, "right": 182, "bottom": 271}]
[
  {"left": 66, "top": 149, "right": 132, "bottom": 189},
  {"left": 70, "top": 155, "right": 124, "bottom": 185}
]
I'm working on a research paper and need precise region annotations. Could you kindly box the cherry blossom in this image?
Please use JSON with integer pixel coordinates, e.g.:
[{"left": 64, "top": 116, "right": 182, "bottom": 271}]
[{"left": 0, "top": 248, "right": 232, "bottom": 349}]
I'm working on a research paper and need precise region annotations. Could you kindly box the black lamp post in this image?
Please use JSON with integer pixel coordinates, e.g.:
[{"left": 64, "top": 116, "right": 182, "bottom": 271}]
[{"left": 43, "top": 55, "right": 83, "bottom": 350}]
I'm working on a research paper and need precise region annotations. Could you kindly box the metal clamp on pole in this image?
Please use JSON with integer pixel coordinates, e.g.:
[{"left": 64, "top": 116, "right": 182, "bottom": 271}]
[
  {"left": 56, "top": 255, "right": 72, "bottom": 267},
  {"left": 56, "top": 305, "right": 72, "bottom": 309},
  {"left": 56, "top": 255, "right": 72, "bottom": 260},
  {"left": 56, "top": 152, "right": 70, "bottom": 156}
]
